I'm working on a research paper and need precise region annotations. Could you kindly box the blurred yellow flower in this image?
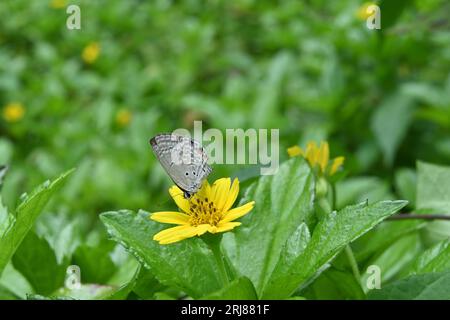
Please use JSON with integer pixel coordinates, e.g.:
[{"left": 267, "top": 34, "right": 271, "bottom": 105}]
[
  {"left": 2, "top": 103, "right": 25, "bottom": 123},
  {"left": 116, "top": 109, "right": 132, "bottom": 127},
  {"left": 288, "top": 141, "right": 344, "bottom": 176},
  {"left": 82, "top": 42, "right": 100, "bottom": 64},
  {"left": 151, "top": 178, "right": 255, "bottom": 245},
  {"left": 50, "top": 0, "right": 66, "bottom": 9},
  {"left": 356, "top": 2, "right": 376, "bottom": 20}
]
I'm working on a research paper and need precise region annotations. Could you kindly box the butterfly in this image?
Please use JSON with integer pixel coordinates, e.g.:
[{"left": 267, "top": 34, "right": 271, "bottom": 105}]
[{"left": 150, "top": 134, "right": 212, "bottom": 199}]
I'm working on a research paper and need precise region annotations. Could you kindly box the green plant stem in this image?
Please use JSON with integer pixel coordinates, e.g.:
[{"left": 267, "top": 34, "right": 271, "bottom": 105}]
[
  {"left": 345, "top": 245, "right": 362, "bottom": 285},
  {"left": 203, "top": 234, "right": 229, "bottom": 286},
  {"left": 330, "top": 182, "right": 362, "bottom": 289}
]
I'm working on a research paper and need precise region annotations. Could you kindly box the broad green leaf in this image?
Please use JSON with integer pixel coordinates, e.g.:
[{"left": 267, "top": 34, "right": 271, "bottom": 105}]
[
  {"left": 410, "top": 239, "right": 450, "bottom": 275},
  {"left": 417, "top": 161, "right": 450, "bottom": 243},
  {"left": 394, "top": 168, "right": 417, "bottom": 207},
  {"left": 371, "top": 94, "right": 415, "bottom": 166},
  {"left": 379, "top": 0, "right": 411, "bottom": 30},
  {"left": 73, "top": 242, "right": 116, "bottom": 284},
  {"left": 353, "top": 220, "right": 426, "bottom": 262},
  {"left": 417, "top": 161, "right": 450, "bottom": 212},
  {"left": 252, "top": 51, "right": 291, "bottom": 128},
  {"left": 302, "top": 269, "right": 365, "bottom": 300},
  {"left": 361, "top": 233, "right": 422, "bottom": 287},
  {"left": 368, "top": 272, "right": 450, "bottom": 300},
  {"left": 262, "top": 200, "right": 408, "bottom": 299},
  {"left": 202, "top": 277, "right": 257, "bottom": 300},
  {"left": 100, "top": 210, "right": 222, "bottom": 298},
  {"left": 0, "top": 169, "right": 74, "bottom": 276},
  {"left": 132, "top": 267, "right": 167, "bottom": 300},
  {"left": 0, "top": 263, "right": 34, "bottom": 299},
  {"left": 336, "top": 177, "right": 393, "bottom": 210},
  {"left": 12, "top": 231, "right": 69, "bottom": 295},
  {"left": 263, "top": 223, "right": 310, "bottom": 292},
  {"left": 104, "top": 264, "right": 141, "bottom": 300},
  {"left": 223, "top": 157, "right": 315, "bottom": 295}
]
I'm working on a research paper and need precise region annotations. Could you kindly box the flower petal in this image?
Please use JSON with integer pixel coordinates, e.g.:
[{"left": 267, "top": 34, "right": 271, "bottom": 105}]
[
  {"left": 330, "top": 156, "right": 345, "bottom": 175},
  {"left": 169, "top": 185, "right": 190, "bottom": 213},
  {"left": 319, "top": 141, "right": 329, "bottom": 173},
  {"left": 222, "top": 178, "right": 239, "bottom": 213},
  {"left": 211, "top": 178, "right": 231, "bottom": 212},
  {"left": 196, "top": 180, "right": 211, "bottom": 200},
  {"left": 215, "top": 222, "right": 242, "bottom": 233},
  {"left": 154, "top": 225, "right": 198, "bottom": 244},
  {"left": 153, "top": 225, "right": 193, "bottom": 241},
  {"left": 305, "top": 141, "right": 317, "bottom": 166},
  {"left": 150, "top": 211, "right": 190, "bottom": 225},
  {"left": 221, "top": 201, "right": 255, "bottom": 223},
  {"left": 287, "top": 145, "right": 303, "bottom": 157}
]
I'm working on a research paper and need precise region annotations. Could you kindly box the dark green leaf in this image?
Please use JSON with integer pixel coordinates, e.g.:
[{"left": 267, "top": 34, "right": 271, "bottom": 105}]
[
  {"left": 0, "top": 169, "right": 74, "bottom": 276},
  {"left": 100, "top": 210, "right": 222, "bottom": 298},
  {"left": 262, "top": 200, "right": 408, "bottom": 299},
  {"left": 202, "top": 277, "right": 257, "bottom": 300},
  {"left": 371, "top": 94, "right": 415, "bottom": 166},
  {"left": 223, "top": 157, "right": 315, "bottom": 295},
  {"left": 368, "top": 272, "right": 450, "bottom": 300},
  {"left": 410, "top": 239, "right": 450, "bottom": 275},
  {"left": 13, "top": 231, "right": 69, "bottom": 295}
]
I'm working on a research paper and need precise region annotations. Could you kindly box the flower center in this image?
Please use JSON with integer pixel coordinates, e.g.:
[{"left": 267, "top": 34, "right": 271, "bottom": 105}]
[{"left": 188, "top": 197, "right": 221, "bottom": 226}]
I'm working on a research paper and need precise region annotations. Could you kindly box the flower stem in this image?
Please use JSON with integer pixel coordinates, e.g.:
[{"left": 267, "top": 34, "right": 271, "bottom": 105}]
[{"left": 203, "top": 234, "right": 230, "bottom": 286}]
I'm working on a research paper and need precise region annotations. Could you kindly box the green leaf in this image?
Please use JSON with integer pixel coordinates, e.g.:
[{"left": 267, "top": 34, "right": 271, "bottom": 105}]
[
  {"left": 417, "top": 161, "right": 450, "bottom": 212},
  {"left": 410, "top": 239, "right": 450, "bottom": 275},
  {"left": 0, "top": 169, "right": 74, "bottom": 276},
  {"left": 262, "top": 200, "right": 408, "bottom": 299},
  {"left": 361, "top": 233, "right": 422, "bottom": 286},
  {"left": 100, "top": 209, "right": 222, "bottom": 298},
  {"left": 202, "top": 277, "right": 257, "bottom": 300},
  {"left": 223, "top": 157, "right": 315, "bottom": 295},
  {"left": 371, "top": 94, "right": 415, "bottom": 166},
  {"left": 12, "top": 231, "right": 69, "bottom": 296},
  {"left": 73, "top": 242, "right": 116, "bottom": 284},
  {"left": 417, "top": 161, "right": 450, "bottom": 244},
  {"left": 368, "top": 272, "right": 450, "bottom": 300},
  {"left": 132, "top": 267, "right": 167, "bottom": 300},
  {"left": 0, "top": 263, "right": 34, "bottom": 299},
  {"left": 302, "top": 269, "right": 365, "bottom": 300},
  {"left": 379, "top": 0, "right": 411, "bottom": 30},
  {"left": 353, "top": 220, "right": 426, "bottom": 262},
  {"left": 336, "top": 177, "right": 393, "bottom": 210},
  {"left": 394, "top": 168, "right": 417, "bottom": 207}
]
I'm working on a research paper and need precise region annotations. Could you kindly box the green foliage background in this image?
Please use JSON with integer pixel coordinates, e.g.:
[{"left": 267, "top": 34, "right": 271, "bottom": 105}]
[{"left": 0, "top": 0, "right": 449, "bottom": 300}]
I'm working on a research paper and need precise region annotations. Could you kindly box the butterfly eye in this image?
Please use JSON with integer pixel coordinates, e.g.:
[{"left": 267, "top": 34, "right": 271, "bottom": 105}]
[{"left": 185, "top": 172, "right": 189, "bottom": 176}]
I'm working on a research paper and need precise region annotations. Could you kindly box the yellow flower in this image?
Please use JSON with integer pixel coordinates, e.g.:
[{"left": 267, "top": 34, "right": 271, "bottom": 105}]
[
  {"left": 288, "top": 141, "right": 344, "bottom": 176},
  {"left": 50, "top": 0, "right": 66, "bottom": 9},
  {"left": 116, "top": 109, "right": 132, "bottom": 127},
  {"left": 287, "top": 145, "right": 302, "bottom": 157},
  {"left": 2, "top": 102, "right": 25, "bottom": 123},
  {"left": 82, "top": 42, "right": 100, "bottom": 64},
  {"left": 356, "top": 2, "right": 377, "bottom": 20},
  {"left": 151, "top": 178, "right": 255, "bottom": 245}
]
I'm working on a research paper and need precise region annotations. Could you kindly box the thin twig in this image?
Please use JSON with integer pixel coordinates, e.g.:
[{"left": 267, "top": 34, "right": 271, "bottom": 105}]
[{"left": 387, "top": 214, "right": 450, "bottom": 221}]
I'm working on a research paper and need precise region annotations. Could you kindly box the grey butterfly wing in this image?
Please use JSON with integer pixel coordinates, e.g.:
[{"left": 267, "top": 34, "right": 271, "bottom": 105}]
[{"left": 150, "top": 134, "right": 211, "bottom": 193}]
